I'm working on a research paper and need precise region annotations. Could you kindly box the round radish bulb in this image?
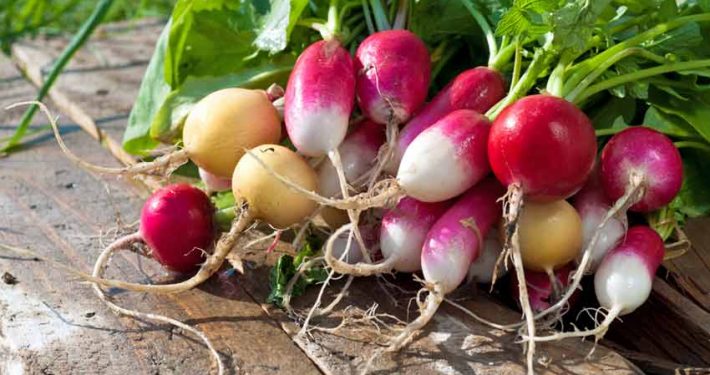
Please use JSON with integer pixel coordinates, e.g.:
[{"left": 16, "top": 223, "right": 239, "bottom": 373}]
[
  {"left": 488, "top": 95, "right": 596, "bottom": 201},
  {"left": 330, "top": 223, "right": 380, "bottom": 265},
  {"left": 140, "top": 184, "right": 214, "bottom": 273},
  {"left": 355, "top": 30, "right": 430, "bottom": 124},
  {"left": 512, "top": 264, "right": 578, "bottom": 313},
  {"left": 398, "top": 109, "right": 491, "bottom": 202},
  {"left": 595, "top": 225, "right": 664, "bottom": 315},
  {"left": 199, "top": 167, "right": 231, "bottom": 193},
  {"left": 600, "top": 127, "right": 682, "bottom": 213},
  {"left": 467, "top": 232, "right": 505, "bottom": 284},
  {"left": 317, "top": 119, "right": 385, "bottom": 198},
  {"left": 380, "top": 197, "right": 451, "bottom": 272},
  {"left": 184, "top": 88, "right": 281, "bottom": 178},
  {"left": 387, "top": 67, "right": 506, "bottom": 174},
  {"left": 285, "top": 40, "right": 356, "bottom": 156},
  {"left": 573, "top": 173, "right": 627, "bottom": 273}
]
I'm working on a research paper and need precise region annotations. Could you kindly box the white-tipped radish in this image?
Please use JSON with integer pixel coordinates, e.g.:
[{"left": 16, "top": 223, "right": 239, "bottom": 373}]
[
  {"left": 199, "top": 167, "right": 232, "bottom": 193},
  {"left": 467, "top": 232, "right": 505, "bottom": 284}
]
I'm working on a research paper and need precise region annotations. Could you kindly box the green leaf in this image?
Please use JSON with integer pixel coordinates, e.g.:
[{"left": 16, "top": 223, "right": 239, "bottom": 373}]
[
  {"left": 122, "top": 21, "right": 171, "bottom": 155},
  {"left": 267, "top": 234, "right": 326, "bottom": 307},
  {"left": 588, "top": 95, "right": 636, "bottom": 129},
  {"left": 149, "top": 63, "right": 293, "bottom": 143},
  {"left": 647, "top": 87, "right": 710, "bottom": 143},
  {"left": 409, "top": 0, "right": 483, "bottom": 44},
  {"left": 675, "top": 149, "right": 710, "bottom": 218},
  {"left": 254, "top": 0, "right": 309, "bottom": 53},
  {"left": 211, "top": 190, "right": 235, "bottom": 210},
  {"left": 643, "top": 106, "right": 701, "bottom": 139}
]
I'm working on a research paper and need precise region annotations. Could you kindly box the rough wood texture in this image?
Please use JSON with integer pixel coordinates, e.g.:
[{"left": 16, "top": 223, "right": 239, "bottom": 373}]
[{"left": 0, "top": 19, "right": 639, "bottom": 375}]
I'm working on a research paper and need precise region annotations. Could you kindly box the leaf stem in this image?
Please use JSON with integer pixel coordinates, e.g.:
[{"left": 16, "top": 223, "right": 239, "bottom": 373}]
[
  {"left": 361, "top": 0, "right": 375, "bottom": 35},
  {"left": 369, "top": 0, "right": 391, "bottom": 31},
  {"left": 1, "top": 0, "right": 114, "bottom": 154},
  {"left": 674, "top": 141, "right": 710, "bottom": 153},
  {"left": 509, "top": 39, "right": 522, "bottom": 91},
  {"left": 575, "top": 59, "right": 710, "bottom": 104},
  {"left": 460, "top": 0, "right": 497, "bottom": 63}
]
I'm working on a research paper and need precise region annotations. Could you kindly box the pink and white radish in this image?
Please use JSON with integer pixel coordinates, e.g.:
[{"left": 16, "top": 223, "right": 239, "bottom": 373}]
[
  {"left": 199, "top": 167, "right": 232, "bottom": 193},
  {"left": 386, "top": 67, "right": 506, "bottom": 174},
  {"left": 467, "top": 232, "right": 505, "bottom": 284},
  {"left": 387, "top": 178, "right": 504, "bottom": 350},
  {"left": 529, "top": 226, "right": 664, "bottom": 343},
  {"left": 487, "top": 94, "right": 596, "bottom": 370},
  {"left": 325, "top": 197, "right": 449, "bottom": 275}
]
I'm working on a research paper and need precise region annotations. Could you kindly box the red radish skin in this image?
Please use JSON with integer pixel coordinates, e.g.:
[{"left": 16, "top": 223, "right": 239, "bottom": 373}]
[
  {"left": 355, "top": 30, "right": 430, "bottom": 125},
  {"left": 386, "top": 178, "right": 503, "bottom": 351},
  {"left": 398, "top": 109, "right": 491, "bottom": 202},
  {"left": 285, "top": 40, "right": 356, "bottom": 156},
  {"left": 489, "top": 95, "right": 597, "bottom": 201},
  {"left": 512, "top": 264, "right": 578, "bottom": 313},
  {"left": 387, "top": 67, "right": 506, "bottom": 174},
  {"left": 601, "top": 127, "right": 683, "bottom": 213},
  {"left": 140, "top": 184, "right": 214, "bottom": 273},
  {"left": 317, "top": 120, "right": 385, "bottom": 198},
  {"left": 379, "top": 198, "right": 451, "bottom": 272},
  {"left": 530, "top": 226, "right": 664, "bottom": 343}
]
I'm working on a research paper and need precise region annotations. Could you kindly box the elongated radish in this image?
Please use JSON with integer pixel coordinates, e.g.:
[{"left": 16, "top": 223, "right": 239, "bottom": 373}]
[
  {"left": 44, "top": 89, "right": 281, "bottom": 180},
  {"left": 467, "top": 232, "right": 505, "bottom": 284},
  {"left": 386, "top": 67, "right": 506, "bottom": 174},
  {"left": 487, "top": 94, "right": 596, "bottom": 372},
  {"left": 387, "top": 178, "right": 503, "bottom": 350},
  {"left": 325, "top": 197, "right": 449, "bottom": 275},
  {"left": 518, "top": 200, "right": 582, "bottom": 274},
  {"left": 199, "top": 167, "right": 231, "bottom": 193},
  {"left": 573, "top": 172, "right": 627, "bottom": 273},
  {"left": 355, "top": 30, "right": 430, "bottom": 125},
  {"left": 529, "top": 226, "right": 664, "bottom": 343},
  {"left": 285, "top": 39, "right": 355, "bottom": 157}
]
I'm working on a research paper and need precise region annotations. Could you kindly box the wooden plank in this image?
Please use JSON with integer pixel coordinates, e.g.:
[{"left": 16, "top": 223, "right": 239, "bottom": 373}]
[
  {"left": 666, "top": 217, "right": 710, "bottom": 312},
  {"left": 3, "top": 19, "right": 639, "bottom": 375},
  {"left": 1, "top": 23, "right": 321, "bottom": 374}
]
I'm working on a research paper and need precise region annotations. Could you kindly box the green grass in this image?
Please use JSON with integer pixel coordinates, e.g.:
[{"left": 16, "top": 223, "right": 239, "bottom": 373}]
[{"left": 0, "top": 0, "right": 175, "bottom": 53}]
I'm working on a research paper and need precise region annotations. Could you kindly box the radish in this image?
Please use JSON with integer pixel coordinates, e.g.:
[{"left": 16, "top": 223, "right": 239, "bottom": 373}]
[
  {"left": 325, "top": 197, "right": 449, "bottom": 275},
  {"left": 284, "top": 39, "right": 355, "bottom": 157},
  {"left": 355, "top": 30, "right": 430, "bottom": 125},
  {"left": 47, "top": 88, "right": 281, "bottom": 180},
  {"left": 387, "top": 178, "right": 503, "bottom": 350},
  {"left": 573, "top": 172, "right": 627, "bottom": 273},
  {"left": 511, "top": 264, "right": 578, "bottom": 313},
  {"left": 529, "top": 226, "right": 664, "bottom": 343},
  {"left": 467, "top": 232, "right": 505, "bottom": 284},
  {"left": 386, "top": 67, "right": 506, "bottom": 174},
  {"left": 487, "top": 94, "right": 596, "bottom": 371},
  {"left": 199, "top": 167, "right": 232, "bottom": 193}
]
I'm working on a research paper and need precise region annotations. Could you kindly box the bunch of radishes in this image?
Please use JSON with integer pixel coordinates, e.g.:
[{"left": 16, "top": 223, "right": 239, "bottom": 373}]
[{"left": 28, "top": 18, "right": 689, "bottom": 375}]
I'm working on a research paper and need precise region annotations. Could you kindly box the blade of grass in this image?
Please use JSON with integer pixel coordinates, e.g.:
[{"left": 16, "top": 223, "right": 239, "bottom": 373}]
[{"left": 1, "top": 0, "right": 114, "bottom": 155}]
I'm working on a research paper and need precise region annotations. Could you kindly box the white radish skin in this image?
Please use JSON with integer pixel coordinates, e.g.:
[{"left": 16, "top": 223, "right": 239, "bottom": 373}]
[
  {"left": 329, "top": 231, "right": 364, "bottom": 264},
  {"left": 467, "top": 233, "right": 505, "bottom": 284}
]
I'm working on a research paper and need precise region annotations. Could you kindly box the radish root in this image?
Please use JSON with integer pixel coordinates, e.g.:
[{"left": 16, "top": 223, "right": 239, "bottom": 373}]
[
  {"left": 91, "top": 233, "right": 225, "bottom": 375},
  {"left": 385, "top": 281, "right": 444, "bottom": 352},
  {"left": 324, "top": 223, "right": 397, "bottom": 276},
  {"left": 7, "top": 101, "right": 189, "bottom": 178}
]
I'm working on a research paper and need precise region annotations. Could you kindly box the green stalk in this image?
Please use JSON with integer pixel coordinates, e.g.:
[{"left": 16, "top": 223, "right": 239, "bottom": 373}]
[
  {"left": 575, "top": 59, "right": 710, "bottom": 103},
  {"left": 327, "top": 0, "right": 341, "bottom": 36},
  {"left": 674, "top": 141, "right": 710, "bottom": 153},
  {"left": 361, "top": 0, "right": 375, "bottom": 35},
  {"left": 1, "top": 0, "right": 114, "bottom": 154},
  {"left": 392, "top": 0, "right": 408, "bottom": 30},
  {"left": 509, "top": 39, "right": 522, "bottom": 91},
  {"left": 369, "top": 0, "right": 391, "bottom": 31},
  {"left": 595, "top": 128, "right": 625, "bottom": 137},
  {"left": 564, "top": 48, "right": 668, "bottom": 102},
  {"left": 460, "top": 0, "right": 497, "bottom": 64}
]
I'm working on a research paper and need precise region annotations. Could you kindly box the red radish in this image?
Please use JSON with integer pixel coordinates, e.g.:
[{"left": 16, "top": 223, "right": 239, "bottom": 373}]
[
  {"left": 467, "top": 232, "right": 505, "bottom": 284},
  {"left": 317, "top": 120, "right": 385, "bottom": 198},
  {"left": 600, "top": 127, "right": 683, "bottom": 213},
  {"left": 140, "top": 184, "right": 214, "bottom": 273},
  {"left": 487, "top": 94, "right": 596, "bottom": 372},
  {"left": 397, "top": 109, "right": 491, "bottom": 202},
  {"left": 530, "top": 226, "right": 664, "bottom": 343},
  {"left": 573, "top": 172, "right": 627, "bottom": 273},
  {"left": 387, "top": 178, "right": 503, "bottom": 350},
  {"left": 355, "top": 30, "right": 430, "bottom": 125},
  {"left": 386, "top": 67, "right": 506, "bottom": 174},
  {"left": 511, "top": 264, "right": 578, "bottom": 313},
  {"left": 285, "top": 39, "right": 356, "bottom": 157},
  {"left": 199, "top": 167, "right": 232, "bottom": 193}
]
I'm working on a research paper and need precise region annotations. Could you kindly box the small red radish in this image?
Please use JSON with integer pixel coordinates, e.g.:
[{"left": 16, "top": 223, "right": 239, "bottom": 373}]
[
  {"left": 600, "top": 127, "right": 683, "bottom": 213},
  {"left": 467, "top": 232, "right": 505, "bottom": 284},
  {"left": 573, "top": 172, "right": 627, "bottom": 273},
  {"left": 387, "top": 67, "right": 506, "bottom": 174},
  {"left": 199, "top": 167, "right": 232, "bottom": 193},
  {"left": 317, "top": 120, "right": 385, "bottom": 198},
  {"left": 487, "top": 94, "right": 596, "bottom": 370},
  {"left": 530, "top": 226, "right": 664, "bottom": 343},
  {"left": 387, "top": 178, "right": 503, "bottom": 350},
  {"left": 140, "top": 184, "right": 214, "bottom": 273},
  {"left": 285, "top": 39, "right": 356, "bottom": 157},
  {"left": 511, "top": 264, "right": 579, "bottom": 313},
  {"left": 355, "top": 30, "right": 430, "bottom": 125}
]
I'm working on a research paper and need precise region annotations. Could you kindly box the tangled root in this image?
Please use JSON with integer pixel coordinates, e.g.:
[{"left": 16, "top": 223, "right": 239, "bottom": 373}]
[
  {"left": 324, "top": 223, "right": 396, "bottom": 276},
  {"left": 91, "top": 233, "right": 225, "bottom": 374}
]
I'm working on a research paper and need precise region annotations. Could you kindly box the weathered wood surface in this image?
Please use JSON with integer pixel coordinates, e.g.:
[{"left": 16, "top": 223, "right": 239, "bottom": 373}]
[{"left": 0, "top": 19, "right": 640, "bottom": 375}]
